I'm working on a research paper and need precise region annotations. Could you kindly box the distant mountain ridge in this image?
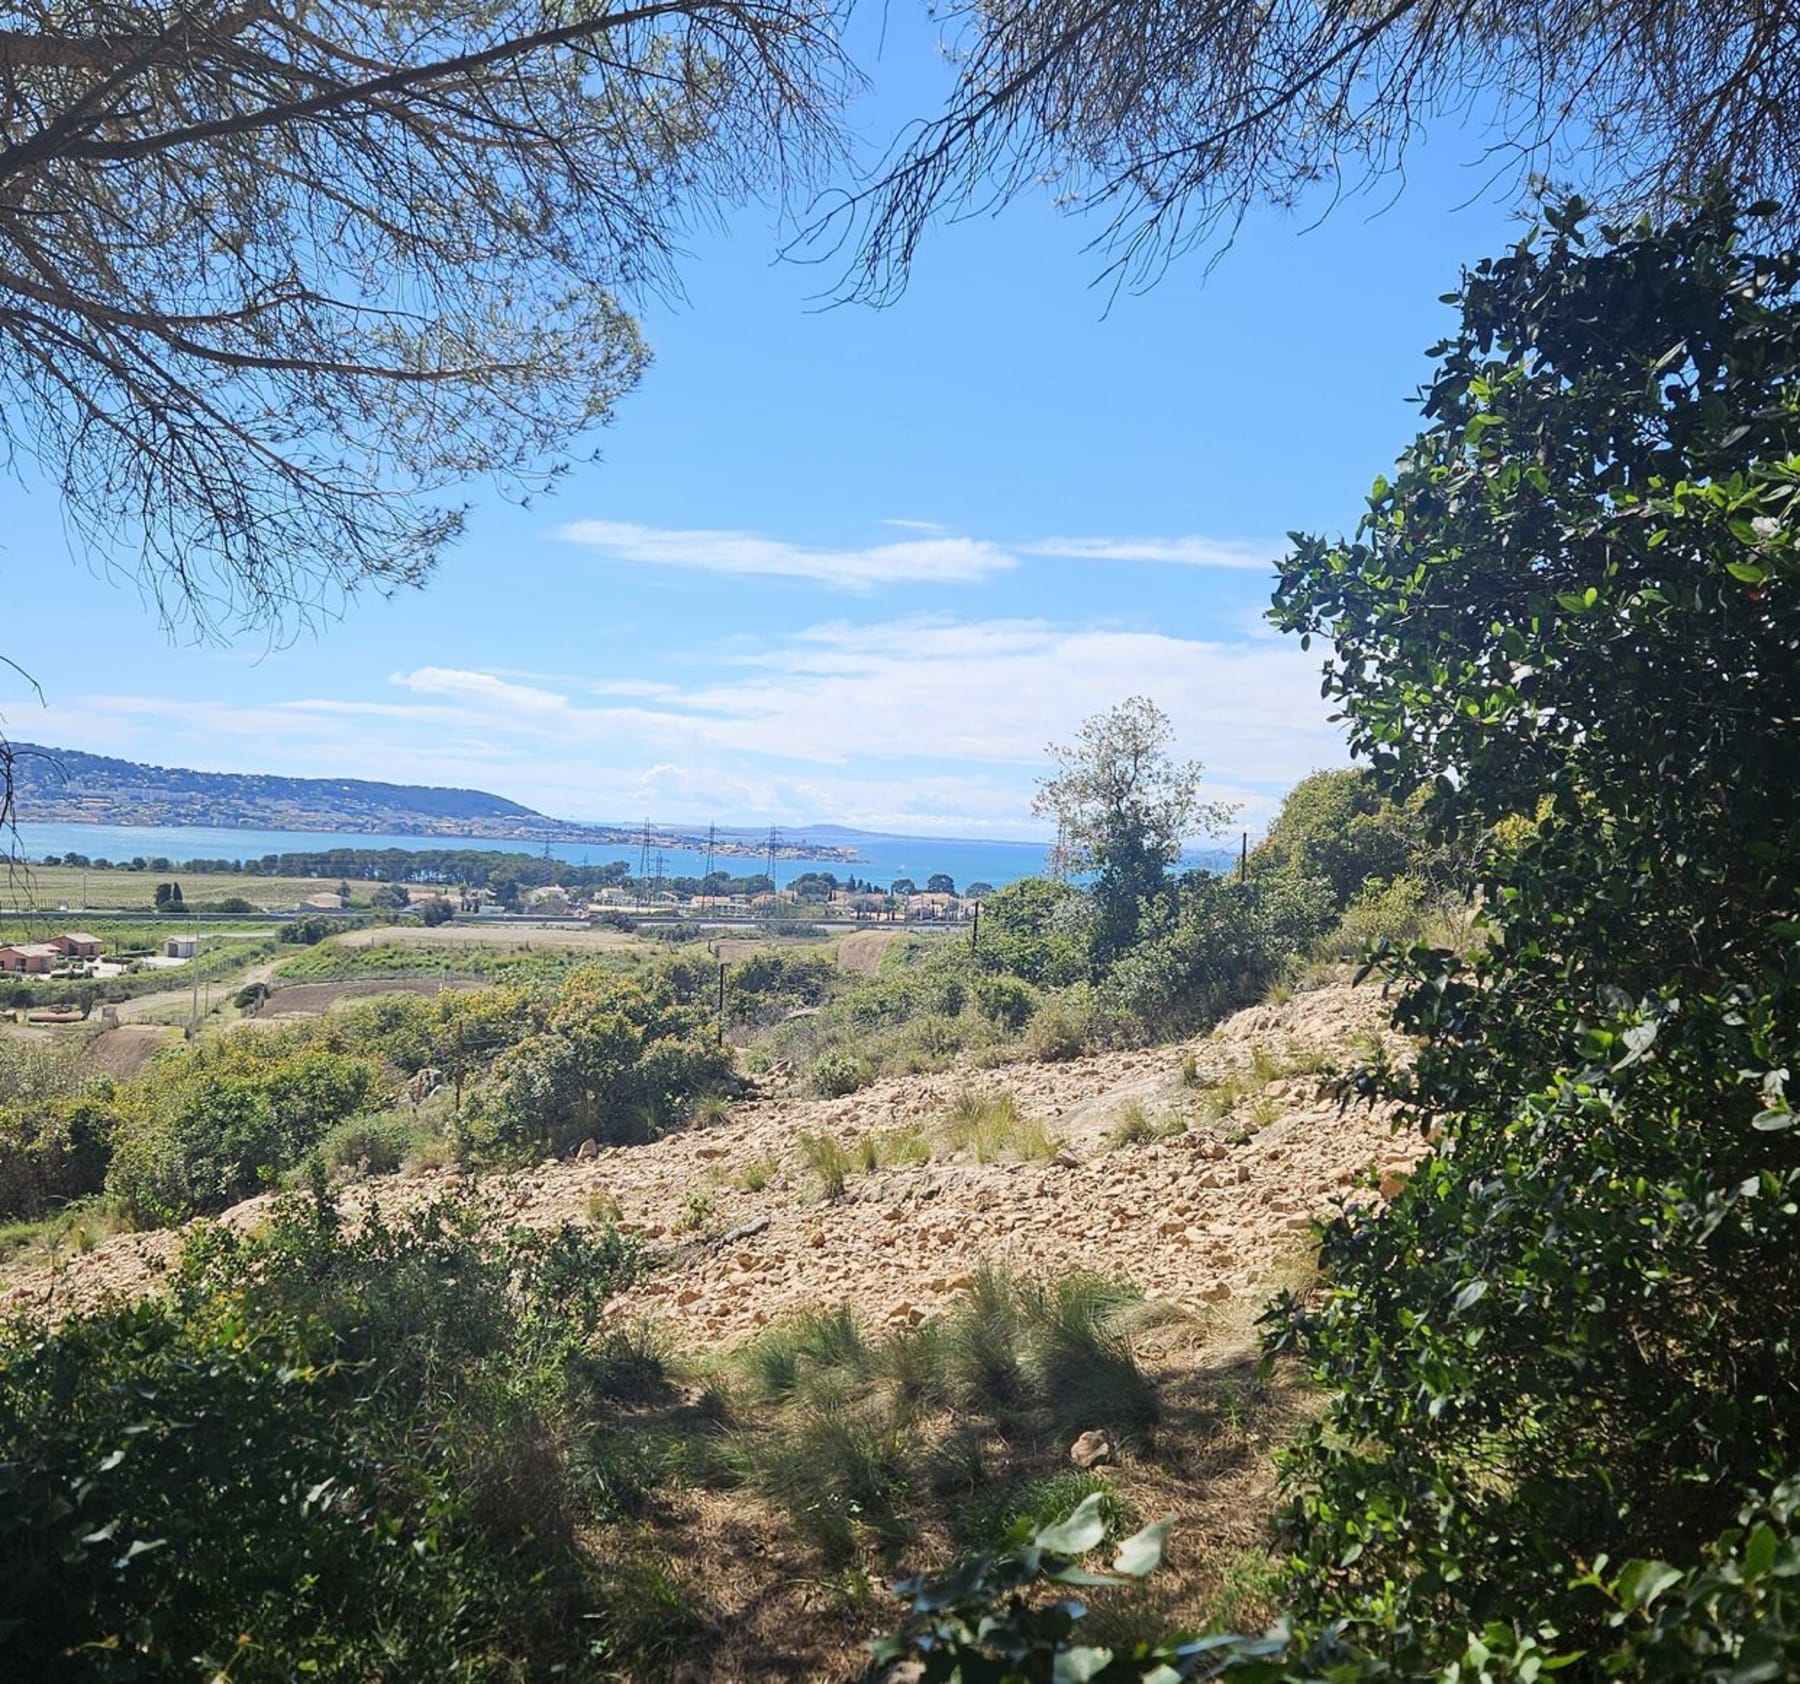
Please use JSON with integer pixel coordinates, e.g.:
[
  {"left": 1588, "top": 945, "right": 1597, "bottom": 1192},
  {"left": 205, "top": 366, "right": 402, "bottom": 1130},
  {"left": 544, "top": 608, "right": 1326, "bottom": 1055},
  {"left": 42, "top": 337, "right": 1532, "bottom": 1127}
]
[
  {"left": 5, "top": 743, "right": 855, "bottom": 860},
  {"left": 11, "top": 742, "right": 540, "bottom": 831}
]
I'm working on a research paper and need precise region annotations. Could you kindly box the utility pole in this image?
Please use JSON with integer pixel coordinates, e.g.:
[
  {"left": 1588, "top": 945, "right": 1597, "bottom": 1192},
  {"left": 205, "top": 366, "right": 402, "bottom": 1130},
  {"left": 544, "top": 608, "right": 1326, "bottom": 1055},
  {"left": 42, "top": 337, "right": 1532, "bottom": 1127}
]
[
  {"left": 765, "top": 826, "right": 779, "bottom": 886},
  {"left": 1239, "top": 831, "right": 1249, "bottom": 883},
  {"left": 716, "top": 961, "right": 726, "bottom": 1047},
  {"left": 970, "top": 900, "right": 980, "bottom": 949},
  {"left": 704, "top": 822, "right": 716, "bottom": 885}
]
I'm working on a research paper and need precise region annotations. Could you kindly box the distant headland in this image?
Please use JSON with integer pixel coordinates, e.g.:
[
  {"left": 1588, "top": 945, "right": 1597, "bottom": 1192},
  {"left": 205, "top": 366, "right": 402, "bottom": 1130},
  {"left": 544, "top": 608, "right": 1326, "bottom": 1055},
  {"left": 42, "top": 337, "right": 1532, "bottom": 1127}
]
[{"left": 5, "top": 743, "right": 858, "bottom": 863}]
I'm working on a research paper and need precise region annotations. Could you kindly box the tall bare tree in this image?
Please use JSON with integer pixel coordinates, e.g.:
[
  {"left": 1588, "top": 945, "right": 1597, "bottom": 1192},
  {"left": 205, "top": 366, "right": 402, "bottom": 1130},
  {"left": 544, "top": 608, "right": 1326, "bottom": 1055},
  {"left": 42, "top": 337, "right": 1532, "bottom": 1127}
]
[
  {"left": 839, "top": 0, "right": 1800, "bottom": 298},
  {"left": 0, "top": 0, "right": 850, "bottom": 637}
]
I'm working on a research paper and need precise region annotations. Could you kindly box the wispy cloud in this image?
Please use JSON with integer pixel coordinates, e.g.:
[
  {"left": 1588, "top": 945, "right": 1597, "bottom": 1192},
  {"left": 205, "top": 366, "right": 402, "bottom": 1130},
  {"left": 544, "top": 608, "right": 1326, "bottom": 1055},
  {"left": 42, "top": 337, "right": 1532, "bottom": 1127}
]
[
  {"left": 554, "top": 519, "right": 1016, "bottom": 591},
  {"left": 391, "top": 667, "right": 570, "bottom": 715},
  {"left": 7, "top": 615, "right": 1346, "bottom": 836},
  {"left": 881, "top": 517, "right": 950, "bottom": 533},
  {"left": 1021, "top": 535, "right": 1278, "bottom": 569}
]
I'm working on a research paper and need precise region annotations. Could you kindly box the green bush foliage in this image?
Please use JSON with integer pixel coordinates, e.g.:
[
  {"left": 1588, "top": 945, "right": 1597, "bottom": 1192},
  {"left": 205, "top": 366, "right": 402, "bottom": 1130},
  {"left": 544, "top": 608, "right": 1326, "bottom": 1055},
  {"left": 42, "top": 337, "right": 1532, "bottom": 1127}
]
[
  {"left": 976, "top": 876, "right": 1090, "bottom": 987},
  {"left": 480, "top": 969, "right": 730, "bottom": 1155},
  {"left": 0, "top": 1189, "right": 647, "bottom": 1680},
  {"left": 106, "top": 1045, "right": 384, "bottom": 1222},
  {"left": 1250, "top": 768, "right": 1444, "bottom": 912},
  {"left": 1259, "top": 193, "right": 1800, "bottom": 1671},
  {"left": 809, "top": 1050, "right": 873, "bottom": 1097},
  {"left": 319, "top": 1111, "right": 419, "bottom": 1175},
  {"left": 1102, "top": 869, "right": 1333, "bottom": 1036}
]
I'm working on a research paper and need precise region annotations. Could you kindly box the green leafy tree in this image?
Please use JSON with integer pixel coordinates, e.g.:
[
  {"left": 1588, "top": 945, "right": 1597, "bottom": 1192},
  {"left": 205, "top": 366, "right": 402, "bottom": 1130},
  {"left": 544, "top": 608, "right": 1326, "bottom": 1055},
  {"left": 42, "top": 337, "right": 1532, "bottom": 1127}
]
[
  {"left": 976, "top": 876, "right": 1089, "bottom": 988},
  {"left": 1035, "top": 698, "right": 1235, "bottom": 966},
  {"left": 925, "top": 873, "right": 957, "bottom": 896},
  {"left": 1252, "top": 767, "right": 1441, "bottom": 911},
  {"left": 1265, "top": 193, "right": 1800, "bottom": 1668}
]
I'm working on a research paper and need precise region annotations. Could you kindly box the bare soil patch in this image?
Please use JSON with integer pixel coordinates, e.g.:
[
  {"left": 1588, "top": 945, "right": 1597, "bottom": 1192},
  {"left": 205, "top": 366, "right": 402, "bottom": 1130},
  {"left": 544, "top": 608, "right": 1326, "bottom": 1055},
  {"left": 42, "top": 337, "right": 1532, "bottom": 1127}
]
[
  {"left": 835, "top": 929, "right": 904, "bottom": 976},
  {"left": 86, "top": 1024, "right": 177, "bottom": 1078},
  {"left": 258, "top": 976, "right": 482, "bottom": 1017}
]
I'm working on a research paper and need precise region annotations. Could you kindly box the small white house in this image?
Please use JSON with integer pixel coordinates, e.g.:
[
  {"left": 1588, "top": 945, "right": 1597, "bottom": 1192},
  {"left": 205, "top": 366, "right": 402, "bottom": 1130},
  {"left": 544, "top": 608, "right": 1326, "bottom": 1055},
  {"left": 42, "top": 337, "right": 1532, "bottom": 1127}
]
[{"left": 164, "top": 935, "right": 200, "bottom": 960}]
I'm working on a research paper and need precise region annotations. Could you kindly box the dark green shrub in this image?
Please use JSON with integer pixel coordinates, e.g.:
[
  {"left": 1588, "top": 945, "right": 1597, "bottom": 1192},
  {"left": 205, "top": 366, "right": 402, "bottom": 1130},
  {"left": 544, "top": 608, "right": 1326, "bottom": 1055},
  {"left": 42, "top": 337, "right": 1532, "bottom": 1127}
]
[
  {"left": 0, "top": 1191, "right": 646, "bottom": 1681},
  {"left": 279, "top": 913, "right": 334, "bottom": 944},
  {"left": 1265, "top": 194, "right": 1800, "bottom": 1669},
  {"left": 482, "top": 969, "right": 729, "bottom": 1155},
  {"left": 976, "top": 876, "right": 1090, "bottom": 986},
  {"left": 974, "top": 971, "right": 1039, "bottom": 1030},
  {"left": 320, "top": 1112, "right": 417, "bottom": 1175},
  {"left": 810, "top": 1050, "right": 872, "bottom": 1097},
  {"left": 0, "top": 1097, "right": 112, "bottom": 1219},
  {"left": 107, "top": 1048, "right": 382, "bottom": 1222},
  {"left": 1102, "top": 869, "right": 1331, "bottom": 1036}
]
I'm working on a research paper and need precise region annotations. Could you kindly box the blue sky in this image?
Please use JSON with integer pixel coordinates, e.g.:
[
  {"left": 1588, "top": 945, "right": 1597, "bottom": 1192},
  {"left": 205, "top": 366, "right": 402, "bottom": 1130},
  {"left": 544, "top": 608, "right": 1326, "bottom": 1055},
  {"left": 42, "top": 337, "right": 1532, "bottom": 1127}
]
[{"left": 0, "top": 15, "right": 1527, "bottom": 841}]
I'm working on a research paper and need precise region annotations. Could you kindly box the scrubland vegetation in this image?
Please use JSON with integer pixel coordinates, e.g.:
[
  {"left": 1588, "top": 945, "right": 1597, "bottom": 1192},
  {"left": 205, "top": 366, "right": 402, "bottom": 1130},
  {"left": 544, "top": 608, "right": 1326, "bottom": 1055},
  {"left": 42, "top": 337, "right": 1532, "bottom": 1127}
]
[{"left": 8, "top": 196, "right": 1800, "bottom": 1682}]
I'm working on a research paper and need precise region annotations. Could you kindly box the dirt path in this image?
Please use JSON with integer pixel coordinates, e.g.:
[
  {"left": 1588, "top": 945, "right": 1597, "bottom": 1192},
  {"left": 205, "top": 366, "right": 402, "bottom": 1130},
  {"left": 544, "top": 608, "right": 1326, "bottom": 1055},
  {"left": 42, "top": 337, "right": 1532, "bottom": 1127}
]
[
  {"left": 111, "top": 955, "right": 285, "bottom": 1024},
  {"left": 1, "top": 980, "right": 1419, "bottom": 1337},
  {"left": 835, "top": 929, "right": 904, "bottom": 975}
]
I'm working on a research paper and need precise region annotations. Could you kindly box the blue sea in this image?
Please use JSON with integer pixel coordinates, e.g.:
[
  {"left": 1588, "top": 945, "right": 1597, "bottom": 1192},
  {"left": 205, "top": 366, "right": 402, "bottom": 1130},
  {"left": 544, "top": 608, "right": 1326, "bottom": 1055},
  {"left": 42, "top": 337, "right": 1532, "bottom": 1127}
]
[{"left": 9, "top": 820, "right": 1237, "bottom": 894}]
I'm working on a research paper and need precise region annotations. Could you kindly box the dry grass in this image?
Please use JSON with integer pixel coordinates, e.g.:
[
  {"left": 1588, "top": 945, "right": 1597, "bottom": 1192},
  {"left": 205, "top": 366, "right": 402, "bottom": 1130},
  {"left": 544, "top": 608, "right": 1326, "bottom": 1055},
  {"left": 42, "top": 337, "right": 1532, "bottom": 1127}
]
[
  {"left": 587, "top": 1258, "right": 1321, "bottom": 1681},
  {"left": 0, "top": 863, "right": 389, "bottom": 913},
  {"left": 334, "top": 923, "right": 643, "bottom": 952},
  {"left": 940, "top": 1090, "right": 1060, "bottom": 1163}
]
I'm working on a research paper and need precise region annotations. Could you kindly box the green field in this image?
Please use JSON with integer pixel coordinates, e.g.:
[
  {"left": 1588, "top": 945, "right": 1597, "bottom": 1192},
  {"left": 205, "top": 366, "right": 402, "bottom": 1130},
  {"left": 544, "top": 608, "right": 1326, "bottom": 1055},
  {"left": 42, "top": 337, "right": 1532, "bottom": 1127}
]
[{"left": 0, "top": 862, "right": 392, "bottom": 913}]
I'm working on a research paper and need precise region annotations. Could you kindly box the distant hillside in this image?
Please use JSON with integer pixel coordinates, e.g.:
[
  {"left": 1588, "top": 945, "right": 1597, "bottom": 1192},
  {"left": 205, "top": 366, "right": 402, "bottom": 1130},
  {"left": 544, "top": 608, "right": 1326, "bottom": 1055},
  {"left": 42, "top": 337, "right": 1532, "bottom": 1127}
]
[
  {"left": 4, "top": 743, "right": 856, "bottom": 860},
  {"left": 10, "top": 743, "right": 549, "bottom": 836}
]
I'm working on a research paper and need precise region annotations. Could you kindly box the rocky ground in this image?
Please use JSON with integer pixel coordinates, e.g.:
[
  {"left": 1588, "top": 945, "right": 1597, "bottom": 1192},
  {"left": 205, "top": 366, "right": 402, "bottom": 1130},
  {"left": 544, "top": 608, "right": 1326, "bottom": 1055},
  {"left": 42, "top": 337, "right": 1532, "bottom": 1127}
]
[{"left": 1, "top": 978, "right": 1420, "bottom": 1337}]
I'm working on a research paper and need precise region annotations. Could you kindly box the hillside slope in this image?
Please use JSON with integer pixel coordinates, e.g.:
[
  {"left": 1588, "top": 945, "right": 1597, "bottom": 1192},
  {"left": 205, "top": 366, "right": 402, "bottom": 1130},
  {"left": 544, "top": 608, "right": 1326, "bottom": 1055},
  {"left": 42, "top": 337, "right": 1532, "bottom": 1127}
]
[{"left": 2, "top": 980, "right": 1418, "bottom": 1331}]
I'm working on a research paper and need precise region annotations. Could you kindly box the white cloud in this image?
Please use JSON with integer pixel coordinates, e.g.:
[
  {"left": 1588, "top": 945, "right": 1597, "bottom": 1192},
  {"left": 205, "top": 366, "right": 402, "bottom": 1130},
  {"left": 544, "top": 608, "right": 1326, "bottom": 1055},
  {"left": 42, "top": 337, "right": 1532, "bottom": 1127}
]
[
  {"left": 390, "top": 667, "right": 570, "bottom": 715},
  {"left": 554, "top": 519, "right": 1016, "bottom": 590},
  {"left": 1022, "top": 535, "right": 1277, "bottom": 569},
  {"left": 881, "top": 518, "right": 950, "bottom": 533},
  {"left": 5, "top": 615, "right": 1347, "bottom": 837}
]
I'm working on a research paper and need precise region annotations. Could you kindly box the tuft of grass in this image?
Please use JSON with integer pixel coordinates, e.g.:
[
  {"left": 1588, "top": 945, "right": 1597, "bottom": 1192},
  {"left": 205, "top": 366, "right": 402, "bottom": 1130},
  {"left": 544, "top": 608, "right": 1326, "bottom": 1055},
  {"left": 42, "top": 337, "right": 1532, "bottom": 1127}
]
[
  {"left": 320, "top": 1112, "right": 419, "bottom": 1177},
  {"left": 1179, "top": 1048, "right": 1200, "bottom": 1086},
  {"left": 587, "top": 1188, "right": 624, "bottom": 1226},
  {"left": 876, "top": 1319, "right": 955, "bottom": 1412},
  {"left": 944, "top": 1264, "right": 1028, "bottom": 1417},
  {"left": 1249, "top": 1042, "right": 1279, "bottom": 1086},
  {"left": 738, "top": 1304, "right": 872, "bottom": 1402},
  {"left": 1194, "top": 1547, "right": 1286, "bottom": 1635},
  {"left": 738, "top": 1394, "right": 911, "bottom": 1564},
  {"left": 691, "top": 1093, "right": 733, "bottom": 1126},
  {"left": 589, "top": 1556, "right": 707, "bottom": 1673},
  {"left": 796, "top": 1132, "right": 853, "bottom": 1201},
  {"left": 0, "top": 1197, "right": 129, "bottom": 1268},
  {"left": 721, "top": 1267, "right": 1170, "bottom": 1575},
  {"left": 877, "top": 1124, "right": 934, "bottom": 1168},
  {"left": 941, "top": 1090, "right": 1059, "bottom": 1163},
  {"left": 1107, "top": 1101, "right": 1186, "bottom": 1150},
  {"left": 954, "top": 1471, "right": 1131, "bottom": 1552},
  {"left": 1248, "top": 1093, "right": 1282, "bottom": 1131},
  {"left": 1027, "top": 1274, "right": 1161, "bottom": 1440},
  {"left": 732, "top": 1155, "right": 778, "bottom": 1193},
  {"left": 855, "top": 1132, "right": 881, "bottom": 1173}
]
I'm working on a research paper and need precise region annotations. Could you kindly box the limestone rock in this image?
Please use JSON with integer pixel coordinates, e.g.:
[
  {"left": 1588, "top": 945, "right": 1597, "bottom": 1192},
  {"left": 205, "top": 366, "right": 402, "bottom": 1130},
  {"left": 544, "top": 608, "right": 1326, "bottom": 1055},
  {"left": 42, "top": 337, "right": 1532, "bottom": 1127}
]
[{"left": 1069, "top": 1429, "right": 1115, "bottom": 1469}]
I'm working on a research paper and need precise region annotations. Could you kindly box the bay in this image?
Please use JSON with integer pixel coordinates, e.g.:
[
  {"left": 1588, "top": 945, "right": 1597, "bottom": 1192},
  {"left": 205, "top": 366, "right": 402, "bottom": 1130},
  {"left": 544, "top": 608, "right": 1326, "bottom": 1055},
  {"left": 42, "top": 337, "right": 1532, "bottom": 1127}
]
[{"left": 9, "top": 820, "right": 1236, "bottom": 894}]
